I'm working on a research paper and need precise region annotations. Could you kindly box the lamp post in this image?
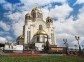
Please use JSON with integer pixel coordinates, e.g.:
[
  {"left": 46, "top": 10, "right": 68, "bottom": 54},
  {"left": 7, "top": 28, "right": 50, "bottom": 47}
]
[{"left": 75, "top": 36, "right": 80, "bottom": 52}]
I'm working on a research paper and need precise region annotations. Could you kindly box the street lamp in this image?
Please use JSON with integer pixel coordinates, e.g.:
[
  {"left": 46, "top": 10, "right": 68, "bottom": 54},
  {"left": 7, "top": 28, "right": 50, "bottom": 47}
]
[{"left": 75, "top": 36, "right": 80, "bottom": 52}]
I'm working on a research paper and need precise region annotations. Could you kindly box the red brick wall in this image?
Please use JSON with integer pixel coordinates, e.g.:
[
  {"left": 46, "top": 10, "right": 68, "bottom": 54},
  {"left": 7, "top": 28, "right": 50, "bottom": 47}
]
[{"left": 50, "top": 47, "right": 64, "bottom": 52}]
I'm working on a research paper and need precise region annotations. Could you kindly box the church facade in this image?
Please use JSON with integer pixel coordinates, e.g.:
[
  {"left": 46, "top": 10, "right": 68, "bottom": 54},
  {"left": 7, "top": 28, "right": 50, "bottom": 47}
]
[{"left": 17, "top": 7, "right": 56, "bottom": 51}]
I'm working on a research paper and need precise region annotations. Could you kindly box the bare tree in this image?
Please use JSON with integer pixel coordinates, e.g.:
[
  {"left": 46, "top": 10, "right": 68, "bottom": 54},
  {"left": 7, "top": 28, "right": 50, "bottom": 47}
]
[{"left": 63, "top": 39, "right": 69, "bottom": 54}]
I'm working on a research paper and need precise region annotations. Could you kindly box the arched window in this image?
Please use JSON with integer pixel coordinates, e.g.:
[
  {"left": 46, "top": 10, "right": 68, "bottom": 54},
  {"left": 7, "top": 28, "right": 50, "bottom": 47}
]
[
  {"left": 39, "top": 25, "right": 43, "bottom": 30},
  {"left": 33, "top": 12, "right": 36, "bottom": 18}
]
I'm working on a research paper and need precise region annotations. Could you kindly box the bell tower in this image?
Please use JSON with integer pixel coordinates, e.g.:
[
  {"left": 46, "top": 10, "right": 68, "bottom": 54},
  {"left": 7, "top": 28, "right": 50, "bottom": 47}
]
[
  {"left": 46, "top": 16, "right": 56, "bottom": 45},
  {"left": 25, "top": 13, "right": 32, "bottom": 25},
  {"left": 24, "top": 13, "right": 32, "bottom": 44}
]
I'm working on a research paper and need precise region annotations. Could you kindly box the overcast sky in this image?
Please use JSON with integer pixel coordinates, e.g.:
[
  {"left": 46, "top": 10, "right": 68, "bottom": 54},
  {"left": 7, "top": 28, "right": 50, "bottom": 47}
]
[{"left": 0, "top": 0, "right": 84, "bottom": 48}]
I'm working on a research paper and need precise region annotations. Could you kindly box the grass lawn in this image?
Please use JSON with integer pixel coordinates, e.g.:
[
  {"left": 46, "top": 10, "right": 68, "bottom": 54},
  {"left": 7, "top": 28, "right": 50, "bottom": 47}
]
[{"left": 0, "top": 55, "right": 84, "bottom": 62}]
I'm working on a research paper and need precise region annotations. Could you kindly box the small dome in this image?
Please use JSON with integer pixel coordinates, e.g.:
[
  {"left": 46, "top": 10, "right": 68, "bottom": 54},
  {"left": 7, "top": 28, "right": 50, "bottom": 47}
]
[
  {"left": 25, "top": 13, "right": 30, "bottom": 16},
  {"left": 25, "top": 13, "right": 32, "bottom": 17},
  {"left": 46, "top": 16, "right": 53, "bottom": 23},
  {"left": 36, "top": 30, "right": 47, "bottom": 35},
  {"left": 25, "top": 13, "right": 32, "bottom": 20},
  {"left": 17, "top": 35, "right": 24, "bottom": 39}
]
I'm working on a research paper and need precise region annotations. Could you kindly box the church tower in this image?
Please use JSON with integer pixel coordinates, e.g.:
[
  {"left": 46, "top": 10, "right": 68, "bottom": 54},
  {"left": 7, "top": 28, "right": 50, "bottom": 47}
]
[{"left": 46, "top": 16, "right": 56, "bottom": 45}]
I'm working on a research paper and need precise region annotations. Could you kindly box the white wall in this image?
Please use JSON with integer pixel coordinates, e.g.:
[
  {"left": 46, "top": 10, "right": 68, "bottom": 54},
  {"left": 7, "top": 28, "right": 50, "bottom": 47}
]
[
  {"left": 4, "top": 45, "right": 23, "bottom": 50},
  {"left": 35, "top": 43, "right": 44, "bottom": 51}
]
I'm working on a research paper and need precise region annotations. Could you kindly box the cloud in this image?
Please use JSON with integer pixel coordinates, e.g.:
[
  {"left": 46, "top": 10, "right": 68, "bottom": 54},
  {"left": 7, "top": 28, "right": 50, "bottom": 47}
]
[
  {"left": 41, "top": 8, "right": 49, "bottom": 20},
  {"left": 5, "top": 36, "right": 13, "bottom": 41},
  {"left": 74, "top": 6, "right": 84, "bottom": 36},
  {"left": 75, "top": 0, "right": 84, "bottom": 4},
  {"left": 0, "top": 0, "right": 5, "bottom": 4},
  {"left": 0, "top": 21, "right": 10, "bottom": 31},
  {"left": 0, "top": 36, "right": 13, "bottom": 44},
  {"left": 19, "top": 0, "right": 66, "bottom": 11},
  {"left": 54, "top": 19, "right": 76, "bottom": 35},
  {"left": 12, "top": 22, "right": 24, "bottom": 37},
  {"left": 54, "top": 17, "right": 76, "bottom": 47},
  {"left": 42, "top": 2, "right": 73, "bottom": 20},
  {"left": 6, "top": 11, "right": 27, "bottom": 37},
  {"left": 20, "top": 0, "right": 66, "bottom": 6},
  {"left": 50, "top": 3, "right": 73, "bottom": 19},
  {"left": 2, "top": 2, "right": 13, "bottom": 10},
  {"left": 0, "top": 0, "right": 13, "bottom": 11},
  {"left": 0, "top": 37, "right": 7, "bottom": 44}
]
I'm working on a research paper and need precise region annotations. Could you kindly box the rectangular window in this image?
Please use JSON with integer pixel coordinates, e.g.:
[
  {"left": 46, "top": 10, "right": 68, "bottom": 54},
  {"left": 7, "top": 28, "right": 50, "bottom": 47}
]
[
  {"left": 51, "top": 33, "right": 54, "bottom": 42},
  {"left": 51, "top": 33, "right": 53, "bottom": 41},
  {"left": 27, "top": 31, "right": 31, "bottom": 43},
  {"left": 27, "top": 31, "right": 28, "bottom": 43},
  {"left": 44, "top": 35, "right": 47, "bottom": 42},
  {"left": 43, "top": 36, "right": 45, "bottom": 42},
  {"left": 29, "top": 31, "right": 31, "bottom": 42},
  {"left": 37, "top": 35, "right": 39, "bottom": 42}
]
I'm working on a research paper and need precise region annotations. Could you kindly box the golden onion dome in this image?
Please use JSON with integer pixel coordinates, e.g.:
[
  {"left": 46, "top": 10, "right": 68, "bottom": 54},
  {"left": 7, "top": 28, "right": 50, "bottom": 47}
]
[
  {"left": 26, "top": 13, "right": 30, "bottom": 16},
  {"left": 18, "top": 35, "right": 24, "bottom": 39},
  {"left": 25, "top": 13, "right": 32, "bottom": 19},
  {"left": 36, "top": 30, "right": 47, "bottom": 35},
  {"left": 31, "top": 7, "right": 42, "bottom": 13},
  {"left": 25, "top": 13, "right": 31, "bottom": 17}
]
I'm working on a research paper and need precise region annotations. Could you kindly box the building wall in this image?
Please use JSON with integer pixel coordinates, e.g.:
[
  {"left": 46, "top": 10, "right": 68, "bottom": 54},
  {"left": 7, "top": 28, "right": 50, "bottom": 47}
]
[
  {"left": 50, "top": 48, "right": 64, "bottom": 52},
  {"left": 4, "top": 45, "right": 23, "bottom": 50}
]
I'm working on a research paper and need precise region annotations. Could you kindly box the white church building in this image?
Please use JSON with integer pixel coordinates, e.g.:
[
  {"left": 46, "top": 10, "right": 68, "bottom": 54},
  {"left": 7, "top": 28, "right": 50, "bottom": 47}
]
[
  {"left": 4, "top": 7, "right": 57, "bottom": 52},
  {"left": 17, "top": 7, "right": 56, "bottom": 51}
]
